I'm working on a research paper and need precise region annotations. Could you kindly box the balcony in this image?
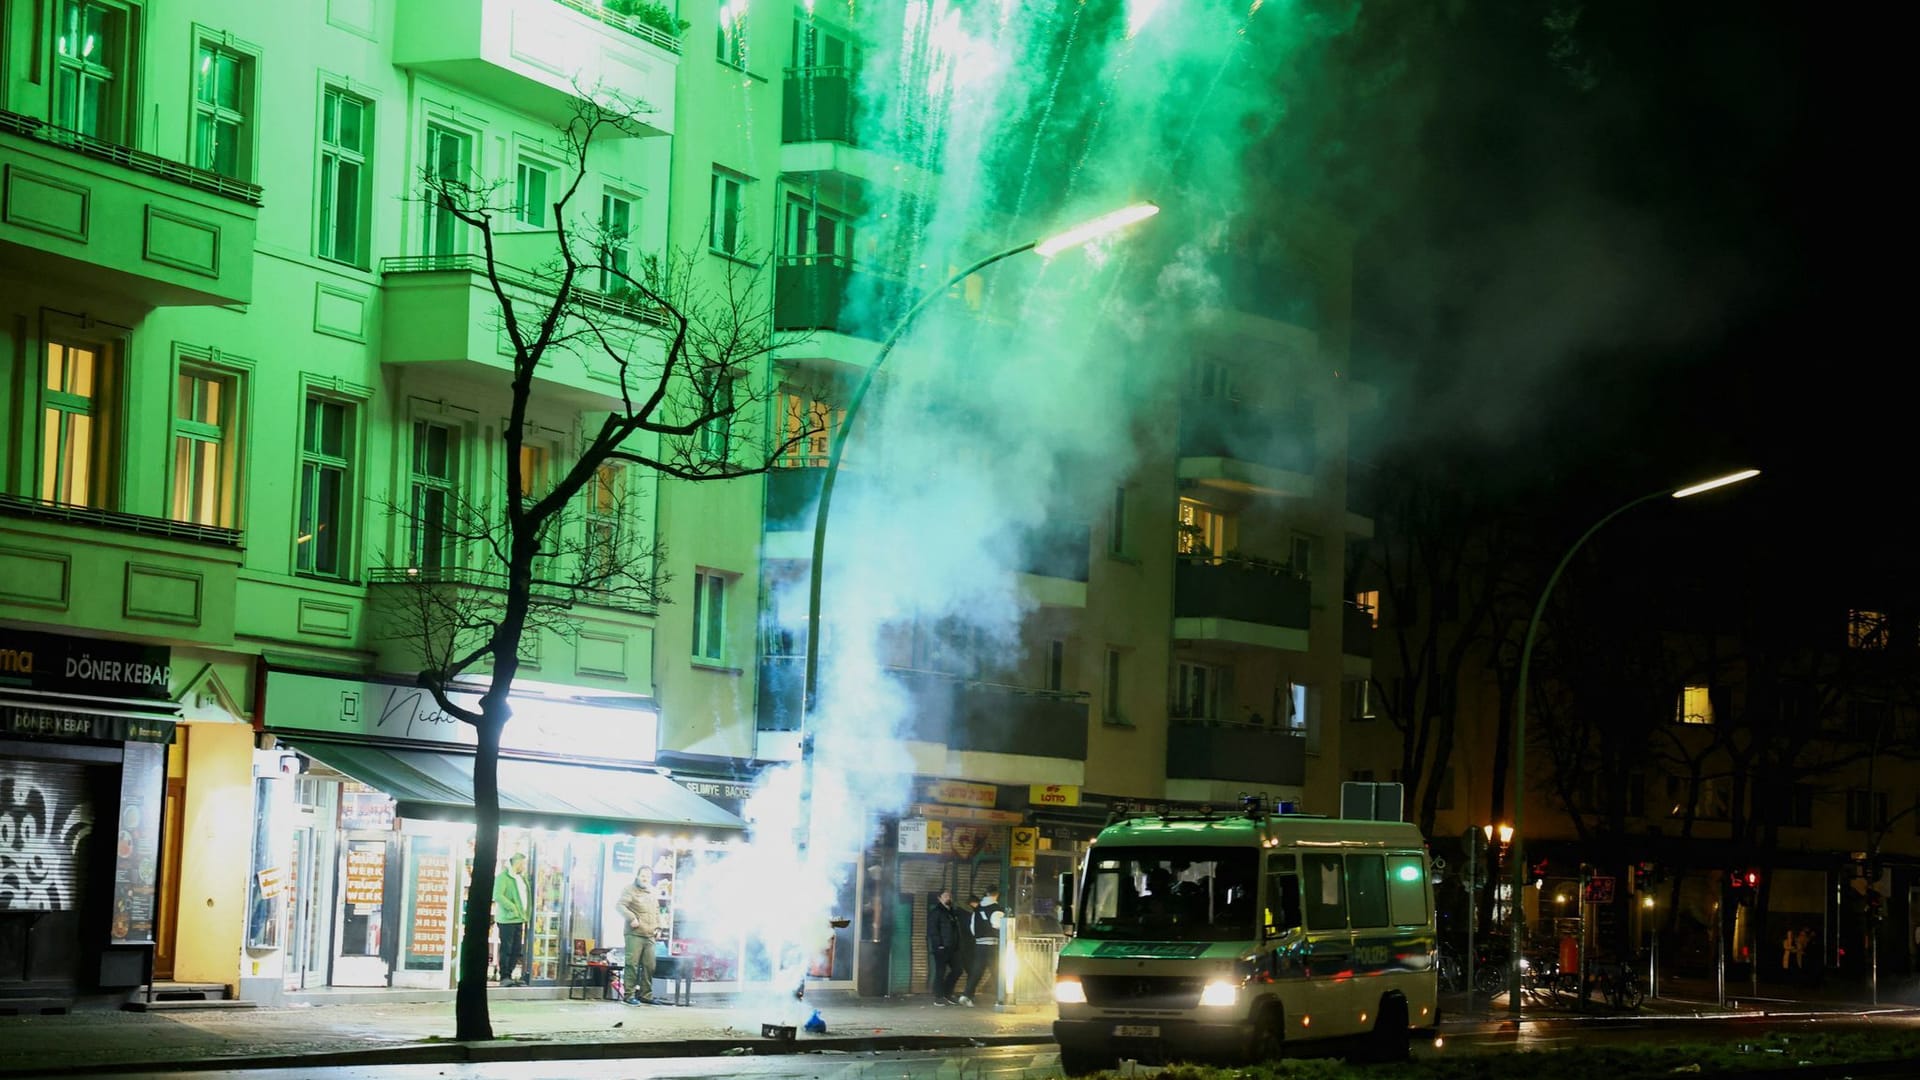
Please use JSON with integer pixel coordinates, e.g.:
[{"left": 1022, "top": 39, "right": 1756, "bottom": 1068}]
[
  {"left": 393, "top": 0, "right": 678, "bottom": 136},
  {"left": 780, "top": 68, "right": 935, "bottom": 193},
  {"left": 1016, "top": 520, "right": 1089, "bottom": 608},
  {"left": 774, "top": 255, "right": 911, "bottom": 340},
  {"left": 783, "top": 67, "right": 859, "bottom": 145},
  {"left": 1166, "top": 719, "right": 1307, "bottom": 787},
  {"left": 0, "top": 111, "right": 259, "bottom": 307},
  {"left": 379, "top": 252, "right": 668, "bottom": 405},
  {"left": 0, "top": 495, "right": 243, "bottom": 646},
  {"left": 1173, "top": 555, "right": 1310, "bottom": 652},
  {"left": 756, "top": 657, "right": 1088, "bottom": 762},
  {"left": 1176, "top": 401, "right": 1316, "bottom": 498},
  {"left": 1342, "top": 602, "right": 1374, "bottom": 659}
]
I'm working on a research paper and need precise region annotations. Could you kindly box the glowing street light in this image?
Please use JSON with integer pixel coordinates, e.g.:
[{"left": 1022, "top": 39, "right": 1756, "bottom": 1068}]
[
  {"left": 795, "top": 202, "right": 1160, "bottom": 854},
  {"left": 1507, "top": 467, "right": 1758, "bottom": 1020}
]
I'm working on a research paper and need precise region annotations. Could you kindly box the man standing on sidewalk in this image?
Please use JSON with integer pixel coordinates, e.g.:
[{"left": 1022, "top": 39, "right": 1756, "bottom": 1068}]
[
  {"left": 621, "top": 873, "right": 661, "bottom": 1005},
  {"left": 493, "top": 853, "right": 532, "bottom": 986},
  {"left": 960, "top": 885, "right": 1004, "bottom": 1006},
  {"left": 929, "top": 890, "right": 962, "bottom": 1005}
]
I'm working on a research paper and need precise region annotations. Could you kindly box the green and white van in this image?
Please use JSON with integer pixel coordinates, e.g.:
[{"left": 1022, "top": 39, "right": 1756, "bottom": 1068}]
[{"left": 1052, "top": 803, "right": 1438, "bottom": 1073}]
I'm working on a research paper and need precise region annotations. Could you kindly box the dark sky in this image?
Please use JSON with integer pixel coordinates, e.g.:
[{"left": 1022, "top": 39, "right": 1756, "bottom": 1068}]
[{"left": 1324, "top": 2, "right": 1896, "bottom": 595}]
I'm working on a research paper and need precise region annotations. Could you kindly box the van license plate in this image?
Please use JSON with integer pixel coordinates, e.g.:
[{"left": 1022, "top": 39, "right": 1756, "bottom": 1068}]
[{"left": 1114, "top": 1025, "right": 1160, "bottom": 1038}]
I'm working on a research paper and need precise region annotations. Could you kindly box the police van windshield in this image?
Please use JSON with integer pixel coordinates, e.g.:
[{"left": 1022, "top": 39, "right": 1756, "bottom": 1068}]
[{"left": 1078, "top": 847, "right": 1258, "bottom": 941}]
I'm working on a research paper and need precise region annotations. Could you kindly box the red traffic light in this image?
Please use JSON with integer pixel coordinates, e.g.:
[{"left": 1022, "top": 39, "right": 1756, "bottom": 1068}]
[{"left": 1745, "top": 871, "right": 1759, "bottom": 887}]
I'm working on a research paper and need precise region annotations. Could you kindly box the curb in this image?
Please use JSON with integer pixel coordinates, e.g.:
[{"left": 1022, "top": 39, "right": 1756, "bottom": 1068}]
[{"left": 0, "top": 1032, "right": 1058, "bottom": 1078}]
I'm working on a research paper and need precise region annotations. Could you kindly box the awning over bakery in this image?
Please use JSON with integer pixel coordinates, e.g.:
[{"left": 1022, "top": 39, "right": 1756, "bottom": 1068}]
[{"left": 284, "top": 741, "right": 746, "bottom": 834}]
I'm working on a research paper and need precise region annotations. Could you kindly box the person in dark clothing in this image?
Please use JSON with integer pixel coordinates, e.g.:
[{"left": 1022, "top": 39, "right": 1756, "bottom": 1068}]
[
  {"left": 962, "top": 885, "right": 1004, "bottom": 1006},
  {"left": 928, "top": 889, "right": 962, "bottom": 1004}
]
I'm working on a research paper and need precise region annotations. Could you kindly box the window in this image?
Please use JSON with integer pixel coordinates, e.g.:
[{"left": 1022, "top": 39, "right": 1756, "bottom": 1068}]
[
  {"left": 1289, "top": 533, "right": 1316, "bottom": 577},
  {"left": 791, "top": 18, "right": 857, "bottom": 71},
  {"left": 709, "top": 170, "right": 745, "bottom": 255},
  {"left": 783, "top": 197, "right": 854, "bottom": 260},
  {"left": 691, "top": 570, "right": 729, "bottom": 662},
  {"left": 1783, "top": 785, "right": 1814, "bottom": 829},
  {"left": 1301, "top": 853, "right": 1346, "bottom": 931},
  {"left": 1845, "top": 699, "right": 1891, "bottom": 740},
  {"left": 1847, "top": 609, "right": 1888, "bottom": 650},
  {"left": 191, "top": 39, "right": 252, "bottom": 179},
  {"left": 1107, "top": 486, "right": 1128, "bottom": 555},
  {"left": 598, "top": 192, "right": 634, "bottom": 292},
  {"left": 170, "top": 366, "right": 239, "bottom": 527},
  {"left": 1045, "top": 640, "right": 1065, "bottom": 692},
  {"left": 1285, "top": 681, "right": 1309, "bottom": 732},
  {"left": 514, "top": 158, "right": 554, "bottom": 228},
  {"left": 424, "top": 123, "right": 473, "bottom": 256},
  {"left": 1191, "top": 357, "right": 1236, "bottom": 402},
  {"left": 1174, "top": 661, "right": 1222, "bottom": 720},
  {"left": 1353, "top": 589, "right": 1379, "bottom": 627},
  {"left": 1346, "top": 854, "right": 1390, "bottom": 929},
  {"left": 40, "top": 341, "right": 117, "bottom": 508},
  {"left": 53, "top": 0, "right": 126, "bottom": 139},
  {"left": 583, "top": 464, "right": 623, "bottom": 580},
  {"left": 1665, "top": 775, "right": 1730, "bottom": 821},
  {"left": 1103, "top": 648, "right": 1126, "bottom": 725},
  {"left": 1347, "top": 678, "right": 1379, "bottom": 720},
  {"left": 318, "top": 87, "right": 371, "bottom": 266},
  {"left": 696, "top": 370, "right": 733, "bottom": 461},
  {"left": 408, "top": 421, "right": 458, "bottom": 570},
  {"left": 1384, "top": 854, "right": 1428, "bottom": 927},
  {"left": 1175, "top": 498, "right": 1226, "bottom": 557},
  {"left": 1846, "top": 789, "right": 1889, "bottom": 832},
  {"left": 776, "top": 389, "right": 842, "bottom": 468},
  {"left": 1264, "top": 868, "right": 1302, "bottom": 938},
  {"left": 296, "top": 396, "right": 353, "bottom": 577},
  {"left": 715, "top": 0, "right": 748, "bottom": 68},
  {"left": 1675, "top": 684, "right": 1714, "bottom": 725}
]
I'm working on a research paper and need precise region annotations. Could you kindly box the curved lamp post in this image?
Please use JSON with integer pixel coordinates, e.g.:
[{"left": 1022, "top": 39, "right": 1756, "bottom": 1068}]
[
  {"left": 1507, "top": 468, "right": 1758, "bottom": 1019},
  {"left": 793, "top": 202, "right": 1159, "bottom": 854}
]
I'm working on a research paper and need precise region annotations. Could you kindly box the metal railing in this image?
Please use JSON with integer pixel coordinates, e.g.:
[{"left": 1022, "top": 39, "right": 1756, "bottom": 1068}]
[
  {"left": 0, "top": 492, "right": 243, "bottom": 548},
  {"left": 0, "top": 109, "right": 264, "bottom": 206},
  {"left": 1176, "top": 552, "right": 1304, "bottom": 578},
  {"left": 379, "top": 254, "right": 672, "bottom": 328},
  {"left": 369, "top": 565, "right": 656, "bottom": 614},
  {"left": 549, "top": 0, "right": 683, "bottom": 54}
]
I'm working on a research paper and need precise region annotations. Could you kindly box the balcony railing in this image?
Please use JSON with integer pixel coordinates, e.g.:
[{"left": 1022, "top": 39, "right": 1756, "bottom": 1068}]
[
  {"left": 1166, "top": 718, "right": 1306, "bottom": 787},
  {"left": 379, "top": 254, "right": 671, "bottom": 328},
  {"left": 0, "top": 493, "right": 242, "bottom": 548},
  {"left": 1177, "top": 400, "right": 1316, "bottom": 475},
  {"left": 0, "top": 109, "right": 262, "bottom": 206},
  {"left": 773, "top": 255, "right": 911, "bottom": 337},
  {"left": 1343, "top": 601, "right": 1375, "bottom": 659},
  {"left": 783, "top": 66, "right": 859, "bottom": 144},
  {"left": 549, "top": 0, "right": 683, "bottom": 53},
  {"left": 1018, "top": 521, "right": 1091, "bottom": 582},
  {"left": 1173, "top": 555, "right": 1310, "bottom": 631}
]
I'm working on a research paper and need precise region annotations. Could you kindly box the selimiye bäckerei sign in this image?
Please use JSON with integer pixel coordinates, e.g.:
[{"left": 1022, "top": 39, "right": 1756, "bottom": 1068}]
[{"left": 0, "top": 629, "right": 173, "bottom": 701}]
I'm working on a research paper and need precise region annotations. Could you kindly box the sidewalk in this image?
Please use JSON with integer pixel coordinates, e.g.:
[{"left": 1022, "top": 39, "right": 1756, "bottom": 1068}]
[{"left": 0, "top": 992, "right": 1057, "bottom": 1077}]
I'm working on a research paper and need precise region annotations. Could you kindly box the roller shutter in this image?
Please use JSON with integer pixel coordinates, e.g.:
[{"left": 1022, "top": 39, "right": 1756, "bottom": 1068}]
[{"left": 0, "top": 760, "right": 95, "bottom": 912}]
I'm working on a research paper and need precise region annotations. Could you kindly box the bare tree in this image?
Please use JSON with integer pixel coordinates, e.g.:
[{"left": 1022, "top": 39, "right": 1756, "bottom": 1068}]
[{"left": 376, "top": 92, "right": 817, "bottom": 1040}]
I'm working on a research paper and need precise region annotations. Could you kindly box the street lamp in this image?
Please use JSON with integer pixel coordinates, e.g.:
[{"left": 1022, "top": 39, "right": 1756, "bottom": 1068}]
[
  {"left": 1506, "top": 468, "right": 1758, "bottom": 1019},
  {"left": 793, "top": 202, "right": 1161, "bottom": 854}
]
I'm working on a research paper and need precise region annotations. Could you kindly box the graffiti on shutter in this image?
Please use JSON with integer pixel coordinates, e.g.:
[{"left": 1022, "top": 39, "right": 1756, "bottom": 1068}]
[{"left": 0, "top": 761, "right": 95, "bottom": 911}]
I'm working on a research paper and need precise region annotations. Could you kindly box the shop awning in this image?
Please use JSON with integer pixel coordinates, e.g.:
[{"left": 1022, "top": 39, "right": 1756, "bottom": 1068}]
[{"left": 285, "top": 741, "right": 746, "bottom": 834}]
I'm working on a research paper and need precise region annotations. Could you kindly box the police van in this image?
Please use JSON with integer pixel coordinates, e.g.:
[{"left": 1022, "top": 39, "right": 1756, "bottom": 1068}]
[{"left": 1051, "top": 797, "right": 1438, "bottom": 1073}]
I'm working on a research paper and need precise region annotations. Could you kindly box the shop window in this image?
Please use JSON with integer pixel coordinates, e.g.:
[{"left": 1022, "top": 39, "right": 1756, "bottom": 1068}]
[
  {"left": 691, "top": 570, "right": 730, "bottom": 662},
  {"left": 245, "top": 776, "right": 285, "bottom": 949}
]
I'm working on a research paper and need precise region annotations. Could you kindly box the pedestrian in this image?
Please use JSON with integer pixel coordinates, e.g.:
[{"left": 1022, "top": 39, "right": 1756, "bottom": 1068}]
[
  {"left": 928, "top": 889, "right": 962, "bottom": 1005},
  {"left": 1793, "top": 926, "right": 1814, "bottom": 985},
  {"left": 620, "top": 871, "right": 661, "bottom": 1005},
  {"left": 961, "top": 884, "right": 1005, "bottom": 1007},
  {"left": 493, "top": 852, "right": 531, "bottom": 986},
  {"left": 1782, "top": 927, "right": 1797, "bottom": 973}
]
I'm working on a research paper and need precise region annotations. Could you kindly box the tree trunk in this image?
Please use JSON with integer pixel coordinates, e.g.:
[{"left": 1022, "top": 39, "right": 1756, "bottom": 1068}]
[{"left": 455, "top": 713, "right": 505, "bottom": 1040}]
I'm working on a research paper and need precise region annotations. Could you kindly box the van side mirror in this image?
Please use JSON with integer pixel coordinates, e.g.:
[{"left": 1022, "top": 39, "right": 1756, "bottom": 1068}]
[{"left": 1057, "top": 872, "right": 1075, "bottom": 929}]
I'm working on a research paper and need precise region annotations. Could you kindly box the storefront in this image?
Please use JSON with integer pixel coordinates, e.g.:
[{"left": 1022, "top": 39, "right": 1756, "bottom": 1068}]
[
  {"left": 250, "top": 668, "right": 747, "bottom": 997},
  {"left": 0, "top": 628, "right": 177, "bottom": 1001}
]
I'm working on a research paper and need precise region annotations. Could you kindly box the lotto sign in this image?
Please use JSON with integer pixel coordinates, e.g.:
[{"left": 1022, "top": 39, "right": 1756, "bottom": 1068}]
[
  {"left": 1030, "top": 784, "right": 1080, "bottom": 807},
  {"left": 1010, "top": 827, "right": 1038, "bottom": 867}
]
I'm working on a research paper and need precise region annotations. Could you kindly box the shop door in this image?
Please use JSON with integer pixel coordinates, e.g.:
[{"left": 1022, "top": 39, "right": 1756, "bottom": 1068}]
[{"left": 331, "top": 832, "right": 391, "bottom": 986}]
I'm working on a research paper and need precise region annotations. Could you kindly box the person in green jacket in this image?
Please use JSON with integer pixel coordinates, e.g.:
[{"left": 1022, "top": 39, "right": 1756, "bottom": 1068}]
[{"left": 494, "top": 853, "right": 532, "bottom": 986}]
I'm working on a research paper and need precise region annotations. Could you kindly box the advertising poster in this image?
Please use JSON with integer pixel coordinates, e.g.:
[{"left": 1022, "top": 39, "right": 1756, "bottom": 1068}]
[
  {"left": 405, "top": 839, "right": 452, "bottom": 971},
  {"left": 110, "top": 741, "right": 165, "bottom": 945}
]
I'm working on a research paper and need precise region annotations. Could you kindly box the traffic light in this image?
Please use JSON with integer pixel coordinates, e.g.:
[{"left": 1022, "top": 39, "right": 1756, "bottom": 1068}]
[{"left": 1744, "top": 870, "right": 1760, "bottom": 889}]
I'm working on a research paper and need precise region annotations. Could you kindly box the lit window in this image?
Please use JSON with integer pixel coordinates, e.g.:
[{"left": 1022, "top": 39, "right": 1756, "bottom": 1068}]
[
  {"left": 776, "top": 390, "right": 842, "bottom": 468},
  {"left": 691, "top": 570, "right": 729, "bottom": 662},
  {"left": 191, "top": 40, "right": 253, "bottom": 179},
  {"left": 424, "top": 123, "right": 473, "bottom": 257},
  {"left": 297, "top": 397, "right": 352, "bottom": 577},
  {"left": 53, "top": 1, "right": 122, "bottom": 140},
  {"left": 783, "top": 196, "right": 853, "bottom": 260},
  {"left": 1675, "top": 685, "right": 1714, "bottom": 726},
  {"left": 171, "top": 366, "right": 240, "bottom": 527},
  {"left": 1354, "top": 590, "right": 1379, "bottom": 628},
  {"left": 1176, "top": 498, "right": 1227, "bottom": 558},
  {"left": 515, "top": 158, "right": 554, "bottom": 228},
  {"left": 409, "top": 421, "right": 459, "bottom": 570},
  {"left": 584, "top": 464, "right": 624, "bottom": 581},
  {"left": 1847, "top": 609, "right": 1888, "bottom": 650},
  {"left": 599, "top": 192, "right": 634, "bottom": 292},
  {"left": 41, "top": 341, "right": 116, "bottom": 508},
  {"left": 709, "top": 170, "right": 746, "bottom": 255},
  {"left": 318, "top": 87, "right": 371, "bottom": 266}
]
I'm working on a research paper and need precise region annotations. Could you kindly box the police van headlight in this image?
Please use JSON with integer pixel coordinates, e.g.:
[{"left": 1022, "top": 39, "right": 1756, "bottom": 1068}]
[
  {"left": 1054, "top": 977, "right": 1087, "bottom": 1004},
  {"left": 1198, "top": 980, "right": 1239, "bottom": 1007}
]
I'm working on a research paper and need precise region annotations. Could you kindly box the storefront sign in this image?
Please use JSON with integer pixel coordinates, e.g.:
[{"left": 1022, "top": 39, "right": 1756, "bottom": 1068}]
[
  {"left": 1030, "top": 784, "right": 1080, "bottom": 807},
  {"left": 679, "top": 779, "right": 753, "bottom": 815},
  {"left": 924, "top": 780, "right": 996, "bottom": 807},
  {"left": 109, "top": 741, "right": 165, "bottom": 945},
  {"left": 405, "top": 840, "right": 452, "bottom": 971},
  {"left": 909, "top": 802, "right": 1024, "bottom": 825},
  {"left": 2, "top": 705, "right": 175, "bottom": 744},
  {"left": 898, "top": 818, "right": 935, "bottom": 854},
  {"left": 262, "top": 670, "right": 656, "bottom": 763},
  {"left": 339, "top": 783, "right": 395, "bottom": 830},
  {"left": 256, "top": 866, "right": 286, "bottom": 899},
  {"left": 0, "top": 629, "right": 173, "bottom": 702},
  {"left": 1010, "top": 826, "right": 1038, "bottom": 868},
  {"left": 345, "top": 845, "right": 385, "bottom": 910}
]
